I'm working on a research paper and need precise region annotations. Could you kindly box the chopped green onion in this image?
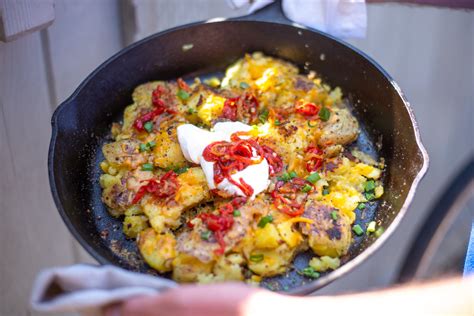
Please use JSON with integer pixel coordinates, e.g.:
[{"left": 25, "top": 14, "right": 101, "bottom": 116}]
[
  {"left": 201, "top": 230, "right": 212, "bottom": 241},
  {"left": 141, "top": 163, "right": 154, "bottom": 171},
  {"left": 322, "top": 188, "right": 330, "bottom": 196},
  {"left": 258, "top": 215, "right": 273, "bottom": 228},
  {"left": 289, "top": 171, "right": 297, "bottom": 179},
  {"left": 250, "top": 254, "right": 264, "bottom": 262},
  {"left": 367, "top": 221, "right": 376, "bottom": 234},
  {"left": 301, "top": 184, "right": 312, "bottom": 193},
  {"left": 144, "top": 121, "right": 153, "bottom": 133},
  {"left": 174, "top": 167, "right": 188, "bottom": 174},
  {"left": 375, "top": 227, "right": 385, "bottom": 237},
  {"left": 331, "top": 211, "right": 338, "bottom": 220},
  {"left": 298, "top": 266, "right": 320, "bottom": 279},
  {"left": 364, "top": 180, "right": 376, "bottom": 192},
  {"left": 258, "top": 108, "right": 269, "bottom": 123},
  {"left": 240, "top": 82, "right": 250, "bottom": 89},
  {"left": 358, "top": 203, "right": 366, "bottom": 210},
  {"left": 365, "top": 191, "right": 376, "bottom": 201},
  {"left": 187, "top": 107, "right": 197, "bottom": 114},
  {"left": 306, "top": 172, "right": 321, "bottom": 184},
  {"left": 319, "top": 107, "right": 331, "bottom": 121},
  {"left": 177, "top": 89, "right": 190, "bottom": 100},
  {"left": 139, "top": 143, "right": 148, "bottom": 152},
  {"left": 307, "top": 120, "right": 317, "bottom": 128},
  {"left": 352, "top": 224, "right": 364, "bottom": 236},
  {"left": 274, "top": 119, "right": 281, "bottom": 126},
  {"left": 277, "top": 172, "right": 291, "bottom": 182},
  {"left": 233, "top": 210, "right": 241, "bottom": 217}
]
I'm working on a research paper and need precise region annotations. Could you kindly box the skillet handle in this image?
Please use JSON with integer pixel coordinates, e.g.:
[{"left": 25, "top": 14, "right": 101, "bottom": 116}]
[{"left": 230, "top": 0, "right": 291, "bottom": 25}]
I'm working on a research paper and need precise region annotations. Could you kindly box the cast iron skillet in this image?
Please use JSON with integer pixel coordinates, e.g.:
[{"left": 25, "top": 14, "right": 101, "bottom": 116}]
[{"left": 48, "top": 2, "right": 428, "bottom": 294}]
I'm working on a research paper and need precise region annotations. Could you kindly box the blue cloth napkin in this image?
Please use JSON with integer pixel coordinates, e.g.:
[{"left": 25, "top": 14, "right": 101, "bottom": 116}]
[{"left": 464, "top": 222, "right": 474, "bottom": 275}]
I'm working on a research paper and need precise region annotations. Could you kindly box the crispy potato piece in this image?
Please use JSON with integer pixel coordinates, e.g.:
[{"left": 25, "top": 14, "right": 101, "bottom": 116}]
[
  {"left": 319, "top": 107, "right": 359, "bottom": 147},
  {"left": 300, "top": 201, "right": 352, "bottom": 257},
  {"left": 138, "top": 228, "right": 177, "bottom": 273},
  {"left": 102, "top": 139, "right": 146, "bottom": 169},
  {"left": 152, "top": 120, "right": 187, "bottom": 169},
  {"left": 143, "top": 167, "right": 211, "bottom": 233},
  {"left": 172, "top": 253, "right": 214, "bottom": 283},
  {"left": 247, "top": 244, "right": 296, "bottom": 277},
  {"left": 123, "top": 215, "right": 149, "bottom": 238}
]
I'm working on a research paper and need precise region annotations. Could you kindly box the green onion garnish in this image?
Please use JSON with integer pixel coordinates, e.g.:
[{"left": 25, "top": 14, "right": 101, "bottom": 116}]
[
  {"left": 277, "top": 172, "right": 291, "bottom": 182},
  {"left": 174, "top": 167, "right": 188, "bottom": 174},
  {"left": 187, "top": 107, "right": 196, "bottom": 114},
  {"left": 367, "top": 221, "right": 376, "bottom": 234},
  {"left": 289, "top": 171, "right": 297, "bottom": 179},
  {"left": 358, "top": 203, "right": 366, "bottom": 210},
  {"left": 201, "top": 230, "right": 211, "bottom": 241},
  {"left": 331, "top": 211, "right": 338, "bottom": 220},
  {"left": 249, "top": 254, "right": 264, "bottom": 262},
  {"left": 274, "top": 119, "right": 281, "bottom": 126},
  {"left": 307, "top": 120, "right": 318, "bottom": 128},
  {"left": 365, "top": 191, "right": 376, "bottom": 201},
  {"left": 233, "top": 210, "right": 241, "bottom": 217},
  {"left": 322, "top": 188, "right": 330, "bottom": 196},
  {"left": 141, "top": 163, "right": 154, "bottom": 171},
  {"left": 240, "top": 82, "right": 250, "bottom": 89},
  {"left": 258, "top": 215, "right": 273, "bottom": 228},
  {"left": 306, "top": 172, "right": 321, "bottom": 184},
  {"left": 177, "top": 89, "right": 190, "bottom": 100},
  {"left": 352, "top": 224, "right": 364, "bottom": 236},
  {"left": 147, "top": 141, "right": 156, "bottom": 149},
  {"left": 144, "top": 121, "right": 153, "bottom": 133},
  {"left": 375, "top": 227, "right": 385, "bottom": 237},
  {"left": 298, "top": 267, "right": 320, "bottom": 278},
  {"left": 139, "top": 143, "right": 148, "bottom": 152},
  {"left": 319, "top": 107, "right": 330, "bottom": 121},
  {"left": 301, "top": 184, "right": 312, "bottom": 193},
  {"left": 258, "top": 108, "right": 269, "bottom": 123},
  {"left": 364, "top": 180, "right": 376, "bottom": 192}
]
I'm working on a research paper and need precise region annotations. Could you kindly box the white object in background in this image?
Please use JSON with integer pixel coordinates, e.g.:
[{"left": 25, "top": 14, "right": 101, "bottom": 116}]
[
  {"left": 227, "top": 0, "right": 367, "bottom": 39},
  {"left": 30, "top": 264, "right": 176, "bottom": 315}
]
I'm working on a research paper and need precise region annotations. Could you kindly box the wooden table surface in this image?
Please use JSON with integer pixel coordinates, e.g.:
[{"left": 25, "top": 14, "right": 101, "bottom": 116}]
[{"left": 0, "top": 1, "right": 472, "bottom": 315}]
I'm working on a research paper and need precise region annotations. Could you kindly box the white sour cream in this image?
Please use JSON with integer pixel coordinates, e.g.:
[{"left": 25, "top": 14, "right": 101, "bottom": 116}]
[{"left": 177, "top": 122, "right": 270, "bottom": 199}]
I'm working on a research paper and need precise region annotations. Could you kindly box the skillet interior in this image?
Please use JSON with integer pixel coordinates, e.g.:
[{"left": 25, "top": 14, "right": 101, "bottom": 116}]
[{"left": 49, "top": 20, "right": 427, "bottom": 294}]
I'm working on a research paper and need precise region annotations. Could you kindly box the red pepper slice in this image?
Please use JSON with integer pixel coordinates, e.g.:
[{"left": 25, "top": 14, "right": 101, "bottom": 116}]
[
  {"left": 305, "top": 146, "right": 324, "bottom": 172},
  {"left": 132, "top": 171, "right": 178, "bottom": 204},
  {"left": 177, "top": 78, "right": 191, "bottom": 92},
  {"left": 295, "top": 102, "right": 321, "bottom": 117},
  {"left": 134, "top": 84, "right": 177, "bottom": 131}
]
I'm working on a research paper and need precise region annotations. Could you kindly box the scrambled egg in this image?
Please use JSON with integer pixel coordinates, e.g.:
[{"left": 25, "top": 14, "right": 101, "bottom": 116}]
[{"left": 99, "top": 52, "right": 384, "bottom": 284}]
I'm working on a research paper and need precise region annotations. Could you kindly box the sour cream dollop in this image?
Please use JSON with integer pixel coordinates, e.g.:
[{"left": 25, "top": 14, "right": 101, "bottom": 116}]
[{"left": 177, "top": 122, "right": 270, "bottom": 199}]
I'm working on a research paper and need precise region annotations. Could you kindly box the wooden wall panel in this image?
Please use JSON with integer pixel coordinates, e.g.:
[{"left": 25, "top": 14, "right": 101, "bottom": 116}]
[{"left": 0, "top": 32, "right": 77, "bottom": 316}]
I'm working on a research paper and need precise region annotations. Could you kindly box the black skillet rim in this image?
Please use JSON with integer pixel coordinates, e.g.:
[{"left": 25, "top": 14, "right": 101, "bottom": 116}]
[{"left": 48, "top": 18, "right": 429, "bottom": 295}]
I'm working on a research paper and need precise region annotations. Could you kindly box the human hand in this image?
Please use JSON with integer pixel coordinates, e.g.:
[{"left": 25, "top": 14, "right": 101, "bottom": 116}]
[{"left": 104, "top": 283, "right": 288, "bottom": 316}]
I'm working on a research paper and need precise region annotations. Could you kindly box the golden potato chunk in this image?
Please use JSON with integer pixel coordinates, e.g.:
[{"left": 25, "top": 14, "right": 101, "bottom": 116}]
[
  {"left": 138, "top": 228, "right": 177, "bottom": 273},
  {"left": 172, "top": 253, "right": 214, "bottom": 283},
  {"left": 300, "top": 202, "right": 352, "bottom": 257}
]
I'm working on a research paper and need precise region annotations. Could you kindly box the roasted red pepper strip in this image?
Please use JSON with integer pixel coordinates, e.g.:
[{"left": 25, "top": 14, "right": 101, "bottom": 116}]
[
  {"left": 220, "top": 93, "right": 259, "bottom": 123},
  {"left": 134, "top": 85, "right": 176, "bottom": 131},
  {"left": 203, "top": 132, "right": 266, "bottom": 197},
  {"left": 295, "top": 102, "right": 320, "bottom": 117},
  {"left": 177, "top": 78, "right": 191, "bottom": 92},
  {"left": 305, "top": 146, "right": 324, "bottom": 172},
  {"left": 132, "top": 171, "right": 178, "bottom": 204},
  {"left": 271, "top": 178, "right": 309, "bottom": 217},
  {"left": 197, "top": 200, "right": 243, "bottom": 254}
]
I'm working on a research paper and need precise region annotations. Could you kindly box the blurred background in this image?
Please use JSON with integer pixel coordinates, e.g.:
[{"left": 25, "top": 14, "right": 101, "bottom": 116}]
[{"left": 0, "top": 0, "right": 472, "bottom": 315}]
